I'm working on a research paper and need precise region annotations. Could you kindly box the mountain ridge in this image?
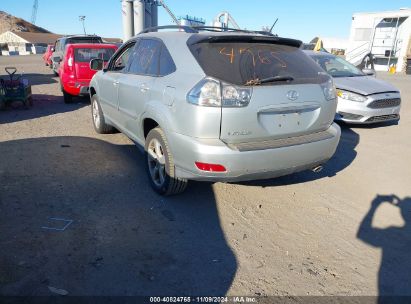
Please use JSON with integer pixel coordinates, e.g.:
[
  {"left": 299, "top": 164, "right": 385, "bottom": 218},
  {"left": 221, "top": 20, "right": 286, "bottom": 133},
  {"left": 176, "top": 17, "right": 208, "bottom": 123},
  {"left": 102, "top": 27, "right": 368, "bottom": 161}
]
[{"left": 0, "top": 11, "right": 51, "bottom": 34}]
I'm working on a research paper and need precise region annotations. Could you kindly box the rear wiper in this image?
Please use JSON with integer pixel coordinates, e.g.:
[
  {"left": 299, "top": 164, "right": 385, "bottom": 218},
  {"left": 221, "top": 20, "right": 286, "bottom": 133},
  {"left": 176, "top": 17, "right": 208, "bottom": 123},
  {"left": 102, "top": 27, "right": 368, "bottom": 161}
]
[{"left": 245, "top": 75, "right": 294, "bottom": 86}]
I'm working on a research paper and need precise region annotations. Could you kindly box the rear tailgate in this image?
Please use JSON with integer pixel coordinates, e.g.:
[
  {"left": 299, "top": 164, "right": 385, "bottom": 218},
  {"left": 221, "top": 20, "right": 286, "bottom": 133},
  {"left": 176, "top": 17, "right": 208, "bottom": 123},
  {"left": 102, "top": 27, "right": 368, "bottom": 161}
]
[
  {"left": 220, "top": 84, "right": 335, "bottom": 144},
  {"left": 188, "top": 35, "right": 336, "bottom": 144},
  {"left": 74, "top": 47, "right": 116, "bottom": 81},
  {"left": 74, "top": 61, "right": 95, "bottom": 81}
]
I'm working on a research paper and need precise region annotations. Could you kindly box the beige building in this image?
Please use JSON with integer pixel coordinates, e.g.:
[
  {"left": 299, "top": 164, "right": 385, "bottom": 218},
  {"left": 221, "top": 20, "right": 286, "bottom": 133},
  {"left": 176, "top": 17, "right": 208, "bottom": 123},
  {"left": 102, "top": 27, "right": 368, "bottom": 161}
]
[
  {"left": 0, "top": 31, "right": 122, "bottom": 56},
  {"left": 0, "top": 31, "right": 62, "bottom": 55}
]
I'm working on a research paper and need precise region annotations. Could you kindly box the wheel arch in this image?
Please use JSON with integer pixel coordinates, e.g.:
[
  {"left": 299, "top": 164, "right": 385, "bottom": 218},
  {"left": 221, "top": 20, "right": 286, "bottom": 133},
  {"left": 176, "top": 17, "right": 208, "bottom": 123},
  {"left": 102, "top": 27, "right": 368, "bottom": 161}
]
[
  {"left": 141, "top": 102, "right": 175, "bottom": 140},
  {"left": 89, "top": 86, "right": 97, "bottom": 97},
  {"left": 143, "top": 118, "right": 159, "bottom": 139}
]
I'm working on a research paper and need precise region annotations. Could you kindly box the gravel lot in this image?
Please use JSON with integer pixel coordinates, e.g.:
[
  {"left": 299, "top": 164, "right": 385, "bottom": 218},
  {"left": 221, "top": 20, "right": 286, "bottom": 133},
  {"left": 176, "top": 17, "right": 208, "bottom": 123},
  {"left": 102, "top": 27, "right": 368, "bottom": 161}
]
[{"left": 0, "top": 55, "right": 410, "bottom": 299}]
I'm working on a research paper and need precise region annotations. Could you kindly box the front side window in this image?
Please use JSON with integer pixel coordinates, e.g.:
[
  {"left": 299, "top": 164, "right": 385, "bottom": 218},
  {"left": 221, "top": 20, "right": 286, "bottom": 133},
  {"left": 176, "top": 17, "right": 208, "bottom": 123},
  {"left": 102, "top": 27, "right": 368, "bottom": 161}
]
[
  {"left": 111, "top": 43, "right": 135, "bottom": 72},
  {"left": 58, "top": 39, "right": 66, "bottom": 52},
  {"left": 128, "top": 39, "right": 161, "bottom": 76},
  {"left": 55, "top": 41, "right": 60, "bottom": 52}
]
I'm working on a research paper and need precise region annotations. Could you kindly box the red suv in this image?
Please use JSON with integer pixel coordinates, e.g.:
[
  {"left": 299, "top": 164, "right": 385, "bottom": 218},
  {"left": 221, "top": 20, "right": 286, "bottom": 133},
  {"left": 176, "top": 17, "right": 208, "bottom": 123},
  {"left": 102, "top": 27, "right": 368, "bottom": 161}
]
[
  {"left": 59, "top": 43, "right": 118, "bottom": 103},
  {"left": 42, "top": 45, "right": 54, "bottom": 66}
]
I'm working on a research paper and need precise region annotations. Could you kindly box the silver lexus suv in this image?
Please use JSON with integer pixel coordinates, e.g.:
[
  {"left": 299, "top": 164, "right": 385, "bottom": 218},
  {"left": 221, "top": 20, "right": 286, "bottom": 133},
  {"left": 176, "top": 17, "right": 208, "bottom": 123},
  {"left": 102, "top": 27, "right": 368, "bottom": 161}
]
[{"left": 89, "top": 26, "right": 341, "bottom": 195}]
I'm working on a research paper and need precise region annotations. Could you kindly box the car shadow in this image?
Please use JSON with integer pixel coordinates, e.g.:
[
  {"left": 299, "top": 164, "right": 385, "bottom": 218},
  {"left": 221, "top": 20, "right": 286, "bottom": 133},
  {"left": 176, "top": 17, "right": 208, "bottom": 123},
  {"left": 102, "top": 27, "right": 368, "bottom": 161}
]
[
  {"left": 357, "top": 195, "right": 411, "bottom": 303},
  {"left": 0, "top": 94, "right": 89, "bottom": 125},
  {"left": 0, "top": 136, "right": 237, "bottom": 296},
  {"left": 338, "top": 120, "right": 399, "bottom": 129},
  {"left": 0, "top": 73, "right": 58, "bottom": 86},
  {"left": 237, "top": 124, "right": 359, "bottom": 187}
]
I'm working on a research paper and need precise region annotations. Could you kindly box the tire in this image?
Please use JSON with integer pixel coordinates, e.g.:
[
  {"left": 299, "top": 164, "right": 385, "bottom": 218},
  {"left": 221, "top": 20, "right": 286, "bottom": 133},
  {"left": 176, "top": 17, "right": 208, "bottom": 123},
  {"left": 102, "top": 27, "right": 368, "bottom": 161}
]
[
  {"left": 145, "top": 127, "right": 188, "bottom": 196},
  {"left": 0, "top": 99, "right": 5, "bottom": 111},
  {"left": 63, "top": 90, "right": 73, "bottom": 104},
  {"left": 91, "top": 95, "right": 114, "bottom": 134},
  {"left": 60, "top": 80, "right": 64, "bottom": 93},
  {"left": 25, "top": 96, "right": 33, "bottom": 109},
  {"left": 52, "top": 63, "right": 58, "bottom": 76}
]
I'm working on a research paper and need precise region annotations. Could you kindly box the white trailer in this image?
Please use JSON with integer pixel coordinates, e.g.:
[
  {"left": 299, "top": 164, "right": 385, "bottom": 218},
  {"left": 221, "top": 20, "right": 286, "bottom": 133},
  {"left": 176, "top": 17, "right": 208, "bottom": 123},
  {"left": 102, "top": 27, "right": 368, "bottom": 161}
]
[{"left": 345, "top": 8, "right": 411, "bottom": 73}]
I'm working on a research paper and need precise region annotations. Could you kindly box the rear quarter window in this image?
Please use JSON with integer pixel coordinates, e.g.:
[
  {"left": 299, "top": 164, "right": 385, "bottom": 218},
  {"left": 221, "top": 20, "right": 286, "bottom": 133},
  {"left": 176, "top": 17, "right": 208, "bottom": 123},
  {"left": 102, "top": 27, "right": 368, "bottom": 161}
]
[
  {"left": 189, "top": 42, "right": 324, "bottom": 85},
  {"left": 159, "top": 45, "right": 176, "bottom": 76}
]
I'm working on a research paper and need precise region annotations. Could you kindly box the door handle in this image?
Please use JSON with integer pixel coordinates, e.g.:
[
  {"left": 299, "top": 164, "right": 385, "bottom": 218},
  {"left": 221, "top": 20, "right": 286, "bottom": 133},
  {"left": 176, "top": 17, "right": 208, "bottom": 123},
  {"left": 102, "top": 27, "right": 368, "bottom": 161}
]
[
  {"left": 113, "top": 81, "right": 119, "bottom": 86},
  {"left": 139, "top": 84, "right": 150, "bottom": 93}
]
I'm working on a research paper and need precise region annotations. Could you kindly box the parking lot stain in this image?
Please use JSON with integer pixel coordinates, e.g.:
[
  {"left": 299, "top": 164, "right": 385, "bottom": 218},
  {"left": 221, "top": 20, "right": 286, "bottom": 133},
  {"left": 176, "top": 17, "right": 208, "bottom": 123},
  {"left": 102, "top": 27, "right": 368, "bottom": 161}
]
[{"left": 161, "top": 209, "right": 175, "bottom": 222}]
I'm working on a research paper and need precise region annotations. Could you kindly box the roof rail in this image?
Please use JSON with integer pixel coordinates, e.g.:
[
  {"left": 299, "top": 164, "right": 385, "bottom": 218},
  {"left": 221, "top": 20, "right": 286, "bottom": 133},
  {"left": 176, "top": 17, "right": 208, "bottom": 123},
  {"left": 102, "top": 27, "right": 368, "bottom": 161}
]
[
  {"left": 138, "top": 25, "right": 276, "bottom": 36},
  {"left": 138, "top": 25, "right": 198, "bottom": 34},
  {"left": 192, "top": 26, "right": 276, "bottom": 36}
]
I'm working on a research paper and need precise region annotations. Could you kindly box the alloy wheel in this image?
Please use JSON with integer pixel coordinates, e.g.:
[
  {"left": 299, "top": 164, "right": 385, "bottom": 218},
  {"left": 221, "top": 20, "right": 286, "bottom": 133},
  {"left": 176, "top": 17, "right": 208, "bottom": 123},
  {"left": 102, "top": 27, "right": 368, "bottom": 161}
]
[
  {"left": 92, "top": 100, "right": 100, "bottom": 129},
  {"left": 147, "top": 138, "right": 166, "bottom": 187}
]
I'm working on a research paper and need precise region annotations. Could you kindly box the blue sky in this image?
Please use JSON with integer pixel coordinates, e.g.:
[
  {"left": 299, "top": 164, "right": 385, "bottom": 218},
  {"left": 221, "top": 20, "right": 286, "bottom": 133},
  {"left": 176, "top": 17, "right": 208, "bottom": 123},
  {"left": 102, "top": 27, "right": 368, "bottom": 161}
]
[{"left": 1, "top": 0, "right": 410, "bottom": 41}]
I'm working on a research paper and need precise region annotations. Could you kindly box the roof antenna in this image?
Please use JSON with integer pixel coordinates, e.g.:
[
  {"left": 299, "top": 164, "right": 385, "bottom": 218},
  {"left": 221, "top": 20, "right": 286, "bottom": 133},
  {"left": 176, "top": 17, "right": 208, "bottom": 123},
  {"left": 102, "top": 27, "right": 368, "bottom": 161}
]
[{"left": 269, "top": 18, "right": 279, "bottom": 33}]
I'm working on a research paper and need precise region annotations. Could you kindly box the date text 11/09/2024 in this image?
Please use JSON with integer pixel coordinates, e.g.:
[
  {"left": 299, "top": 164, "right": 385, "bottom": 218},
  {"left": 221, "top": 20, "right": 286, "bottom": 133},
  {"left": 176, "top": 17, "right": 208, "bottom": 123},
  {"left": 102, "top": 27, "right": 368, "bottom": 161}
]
[{"left": 149, "top": 296, "right": 257, "bottom": 303}]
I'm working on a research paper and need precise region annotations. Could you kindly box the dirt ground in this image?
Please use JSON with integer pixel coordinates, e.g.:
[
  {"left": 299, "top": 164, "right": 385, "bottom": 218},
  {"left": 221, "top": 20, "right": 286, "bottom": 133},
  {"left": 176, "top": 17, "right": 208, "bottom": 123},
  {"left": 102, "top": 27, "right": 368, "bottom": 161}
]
[{"left": 0, "top": 55, "right": 410, "bottom": 299}]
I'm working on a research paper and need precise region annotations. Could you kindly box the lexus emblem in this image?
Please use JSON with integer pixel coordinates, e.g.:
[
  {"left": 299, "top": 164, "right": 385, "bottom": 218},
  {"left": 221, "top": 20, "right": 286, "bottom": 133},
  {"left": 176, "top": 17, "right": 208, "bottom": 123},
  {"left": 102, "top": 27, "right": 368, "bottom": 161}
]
[{"left": 287, "top": 90, "right": 299, "bottom": 101}]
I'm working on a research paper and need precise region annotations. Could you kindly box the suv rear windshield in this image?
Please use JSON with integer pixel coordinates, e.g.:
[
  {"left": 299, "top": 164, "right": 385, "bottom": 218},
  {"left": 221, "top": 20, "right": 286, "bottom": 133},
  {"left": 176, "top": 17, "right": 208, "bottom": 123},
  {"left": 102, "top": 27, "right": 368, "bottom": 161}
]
[
  {"left": 74, "top": 48, "right": 115, "bottom": 62},
  {"left": 189, "top": 42, "right": 324, "bottom": 85}
]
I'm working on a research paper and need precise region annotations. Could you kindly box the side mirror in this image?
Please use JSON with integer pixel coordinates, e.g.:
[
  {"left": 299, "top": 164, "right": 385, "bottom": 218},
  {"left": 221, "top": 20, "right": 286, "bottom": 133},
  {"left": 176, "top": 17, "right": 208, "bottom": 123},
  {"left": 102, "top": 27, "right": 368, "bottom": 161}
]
[
  {"left": 362, "top": 68, "right": 376, "bottom": 77},
  {"left": 90, "top": 58, "right": 104, "bottom": 71},
  {"left": 53, "top": 56, "right": 62, "bottom": 63}
]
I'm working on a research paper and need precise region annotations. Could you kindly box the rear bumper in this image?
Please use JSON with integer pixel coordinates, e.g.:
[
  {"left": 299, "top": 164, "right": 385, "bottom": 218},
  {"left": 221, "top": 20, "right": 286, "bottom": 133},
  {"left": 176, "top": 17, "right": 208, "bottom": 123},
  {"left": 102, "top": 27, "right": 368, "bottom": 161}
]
[
  {"left": 63, "top": 80, "right": 90, "bottom": 96},
  {"left": 168, "top": 123, "right": 341, "bottom": 182}
]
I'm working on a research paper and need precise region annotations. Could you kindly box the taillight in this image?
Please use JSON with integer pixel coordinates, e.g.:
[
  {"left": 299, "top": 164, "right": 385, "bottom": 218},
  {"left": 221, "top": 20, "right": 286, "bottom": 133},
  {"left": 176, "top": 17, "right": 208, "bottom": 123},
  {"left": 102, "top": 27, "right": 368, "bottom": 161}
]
[
  {"left": 187, "top": 77, "right": 252, "bottom": 107},
  {"left": 65, "top": 48, "right": 74, "bottom": 73},
  {"left": 195, "top": 162, "right": 227, "bottom": 172},
  {"left": 319, "top": 72, "right": 336, "bottom": 101},
  {"left": 187, "top": 78, "right": 221, "bottom": 107}
]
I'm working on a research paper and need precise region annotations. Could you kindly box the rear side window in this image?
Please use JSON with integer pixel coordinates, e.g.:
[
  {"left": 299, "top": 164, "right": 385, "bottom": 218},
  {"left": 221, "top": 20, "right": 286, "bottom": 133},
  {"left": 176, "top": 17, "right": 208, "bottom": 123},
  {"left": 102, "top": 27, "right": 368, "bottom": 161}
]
[
  {"left": 128, "top": 39, "right": 161, "bottom": 75},
  {"left": 128, "top": 39, "right": 176, "bottom": 77},
  {"left": 74, "top": 48, "right": 115, "bottom": 62},
  {"left": 189, "top": 42, "right": 324, "bottom": 85}
]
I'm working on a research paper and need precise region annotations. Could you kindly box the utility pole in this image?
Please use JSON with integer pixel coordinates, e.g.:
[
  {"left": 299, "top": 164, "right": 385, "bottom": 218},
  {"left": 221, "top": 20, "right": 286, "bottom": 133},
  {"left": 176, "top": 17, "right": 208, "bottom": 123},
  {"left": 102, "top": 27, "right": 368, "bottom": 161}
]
[
  {"left": 79, "top": 16, "right": 86, "bottom": 35},
  {"left": 31, "top": 0, "right": 39, "bottom": 24}
]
